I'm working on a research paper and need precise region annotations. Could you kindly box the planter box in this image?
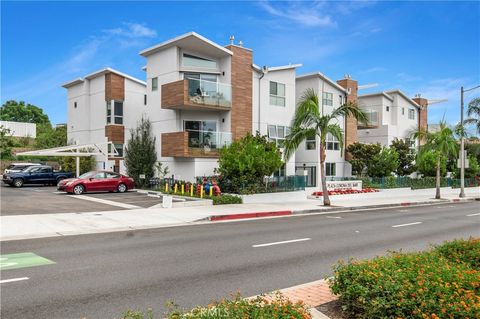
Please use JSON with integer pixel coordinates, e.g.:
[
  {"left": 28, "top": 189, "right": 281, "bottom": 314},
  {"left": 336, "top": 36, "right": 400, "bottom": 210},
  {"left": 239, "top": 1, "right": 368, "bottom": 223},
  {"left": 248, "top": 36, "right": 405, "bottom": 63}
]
[{"left": 240, "top": 191, "right": 307, "bottom": 204}]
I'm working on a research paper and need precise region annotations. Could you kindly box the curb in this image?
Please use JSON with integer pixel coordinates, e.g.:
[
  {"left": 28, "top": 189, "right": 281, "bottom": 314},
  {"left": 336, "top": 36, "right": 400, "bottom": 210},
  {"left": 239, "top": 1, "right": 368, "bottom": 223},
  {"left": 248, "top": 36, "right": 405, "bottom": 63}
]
[{"left": 209, "top": 210, "right": 292, "bottom": 221}]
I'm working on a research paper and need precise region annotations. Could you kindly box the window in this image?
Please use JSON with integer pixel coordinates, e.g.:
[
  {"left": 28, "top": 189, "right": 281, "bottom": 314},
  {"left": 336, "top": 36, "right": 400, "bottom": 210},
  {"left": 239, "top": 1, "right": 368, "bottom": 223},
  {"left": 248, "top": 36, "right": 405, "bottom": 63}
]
[
  {"left": 268, "top": 125, "right": 290, "bottom": 147},
  {"left": 322, "top": 92, "right": 333, "bottom": 106},
  {"left": 152, "top": 77, "right": 158, "bottom": 91},
  {"left": 106, "top": 172, "right": 121, "bottom": 178},
  {"left": 408, "top": 109, "right": 416, "bottom": 120},
  {"left": 182, "top": 53, "right": 217, "bottom": 69},
  {"left": 74, "top": 102, "right": 77, "bottom": 109},
  {"left": 326, "top": 163, "right": 336, "bottom": 176},
  {"left": 386, "top": 106, "right": 390, "bottom": 112},
  {"left": 184, "top": 73, "right": 218, "bottom": 97},
  {"left": 339, "top": 95, "right": 343, "bottom": 106},
  {"left": 39, "top": 167, "right": 51, "bottom": 173},
  {"left": 269, "top": 81, "right": 286, "bottom": 107},
  {"left": 108, "top": 144, "right": 124, "bottom": 157},
  {"left": 92, "top": 172, "right": 106, "bottom": 179},
  {"left": 106, "top": 101, "right": 111, "bottom": 124},
  {"left": 306, "top": 134, "right": 316, "bottom": 150},
  {"left": 184, "top": 120, "right": 217, "bottom": 148},
  {"left": 402, "top": 107, "right": 405, "bottom": 115},
  {"left": 114, "top": 101, "right": 123, "bottom": 124},
  {"left": 144, "top": 94, "right": 147, "bottom": 106},
  {"left": 326, "top": 133, "right": 340, "bottom": 151}
]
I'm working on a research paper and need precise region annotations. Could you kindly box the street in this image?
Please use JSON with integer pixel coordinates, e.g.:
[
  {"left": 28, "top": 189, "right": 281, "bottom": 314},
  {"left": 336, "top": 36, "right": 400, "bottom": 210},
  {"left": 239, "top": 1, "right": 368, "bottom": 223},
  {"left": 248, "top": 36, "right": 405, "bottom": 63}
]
[{"left": 1, "top": 201, "right": 479, "bottom": 319}]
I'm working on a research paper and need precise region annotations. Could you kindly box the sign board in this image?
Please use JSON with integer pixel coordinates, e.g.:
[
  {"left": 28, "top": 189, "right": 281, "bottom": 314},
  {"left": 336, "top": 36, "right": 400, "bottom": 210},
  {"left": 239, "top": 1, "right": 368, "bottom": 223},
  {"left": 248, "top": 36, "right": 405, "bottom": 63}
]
[
  {"left": 326, "top": 180, "right": 362, "bottom": 191},
  {"left": 139, "top": 174, "right": 146, "bottom": 179},
  {"left": 457, "top": 158, "right": 470, "bottom": 169}
]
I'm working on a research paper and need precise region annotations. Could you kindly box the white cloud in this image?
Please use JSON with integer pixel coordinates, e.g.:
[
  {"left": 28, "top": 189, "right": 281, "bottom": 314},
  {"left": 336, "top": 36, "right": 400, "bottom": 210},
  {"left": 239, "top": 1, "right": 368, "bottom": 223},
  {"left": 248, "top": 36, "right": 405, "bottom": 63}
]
[
  {"left": 396, "top": 72, "right": 422, "bottom": 82},
  {"left": 104, "top": 22, "right": 157, "bottom": 38},
  {"left": 258, "top": 1, "right": 336, "bottom": 27}
]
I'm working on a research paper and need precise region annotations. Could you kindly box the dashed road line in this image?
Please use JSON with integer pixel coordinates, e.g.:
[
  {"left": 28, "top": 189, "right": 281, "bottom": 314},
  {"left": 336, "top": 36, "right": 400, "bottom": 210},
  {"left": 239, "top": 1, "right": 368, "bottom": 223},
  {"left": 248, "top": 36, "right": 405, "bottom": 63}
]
[
  {"left": 466, "top": 212, "right": 480, "bottom": 217},
  {"left": 252, "top": 238, "right": 311, "bottom": 248},
  {"left": 392, "top": 222, "right": 422, "bottom": 228},
  {"left": 0, "top": 277, "right": 29, "bottom": 284}
]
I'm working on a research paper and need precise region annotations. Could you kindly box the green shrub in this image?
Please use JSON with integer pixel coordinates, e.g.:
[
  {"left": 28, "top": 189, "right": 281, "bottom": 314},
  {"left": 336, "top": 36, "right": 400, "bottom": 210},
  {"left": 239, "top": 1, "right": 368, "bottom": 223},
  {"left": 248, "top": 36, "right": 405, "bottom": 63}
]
[
  {"left": 207, "top": 194, "right": 242, "bottom": 205},
  {"left": 330, "top": 239, "right": 480, "bottom": 319},
  {"left": 434, "top": 238, "right": 480, "bottom": 270},
  {"left": 410, "top": 177, "right": 448, "bottom": 189}
]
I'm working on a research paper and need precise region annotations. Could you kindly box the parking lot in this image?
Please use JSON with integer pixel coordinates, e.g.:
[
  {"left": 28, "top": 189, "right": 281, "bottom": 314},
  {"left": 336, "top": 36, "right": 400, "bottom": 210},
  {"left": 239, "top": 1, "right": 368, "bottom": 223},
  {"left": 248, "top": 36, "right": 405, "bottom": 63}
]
[{"left": 0, "top": 182, "right": 163, "bottom": 216}]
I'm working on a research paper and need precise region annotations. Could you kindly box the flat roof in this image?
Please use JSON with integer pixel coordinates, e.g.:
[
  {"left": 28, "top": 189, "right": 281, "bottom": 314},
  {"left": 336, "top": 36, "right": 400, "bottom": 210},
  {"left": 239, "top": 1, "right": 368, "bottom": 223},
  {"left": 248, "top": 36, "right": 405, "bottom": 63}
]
[
  {"left": 359, "top": 90, "right": 420, "bottom": 108},
  {"left": 62, "top": 67, "right": 146, "bottom": 88},
  {"left": 358, "top": 91, "right": 394, "bottom": 101},
  {"left": 296, "top": 72, "right": 347, "bottom": 93},
  {"left": 253, "top": 63, "right": 302, "bottom": 73},
  {"left": 139, "top": 31, "right": 233, "bottom": 57}
]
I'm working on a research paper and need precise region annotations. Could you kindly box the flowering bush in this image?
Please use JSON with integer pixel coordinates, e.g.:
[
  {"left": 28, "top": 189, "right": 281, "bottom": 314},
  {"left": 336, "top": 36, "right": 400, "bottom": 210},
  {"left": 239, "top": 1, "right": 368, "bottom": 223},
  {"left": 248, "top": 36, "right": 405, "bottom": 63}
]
[
  {"left": 312, "top": 188, "right": 379, "bottom": 196},
  {"left": 330, "top": 238, "right": 480, "bottom": 318}
]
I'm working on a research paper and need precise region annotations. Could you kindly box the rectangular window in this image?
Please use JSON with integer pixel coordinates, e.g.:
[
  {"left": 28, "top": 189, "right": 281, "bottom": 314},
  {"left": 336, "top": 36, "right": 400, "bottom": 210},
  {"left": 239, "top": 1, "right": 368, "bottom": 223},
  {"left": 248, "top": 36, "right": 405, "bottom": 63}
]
[
  {"left": 268, "top": 124, "right": 289, "bottom": 147},
  {"left": 386, "top": 106, "right": 390, "bottom": 112},
  {"left": 152, "top": 77, "right": 158, "bottom": 91},
  {"left": 182, "top": 53, "right": 217, "bottom": 69},
  {"left": 74, "top": 102, "right": 77, "bottom": 109},
  {"left": 114, "top": 101, "right": 123, "bottom": 124},
  {"left": 306, "top": 134, "right": 316, "bottom": 150},
  {"left": 269, "top": 81, "right": 286, "bottom": 107},
  {"left": 326, "top": 163, "right": 336, "bottom": 176},
  {"left": 144, "top": 94, "right": 147, "bottom": 106},
  {"left": 323, "top": 92, "right": 333, "bottom": 106},
  {"left": 326, "top": 133, "right": 340, "bottom": 151},
  {"left": 108, "top": 144, "right": 124, "bottom": 157},
  {"left": 339, "top": 95, "right": 343, "bottom": 106},
  {"left": 106, "top": 101, "right": 111, "bottom": 124},
  {"left": 402, "top": 107, "right": 405, "bottom": 115},
  {"left": 408, "top": 109, "right": 415, "bottom": 120}
]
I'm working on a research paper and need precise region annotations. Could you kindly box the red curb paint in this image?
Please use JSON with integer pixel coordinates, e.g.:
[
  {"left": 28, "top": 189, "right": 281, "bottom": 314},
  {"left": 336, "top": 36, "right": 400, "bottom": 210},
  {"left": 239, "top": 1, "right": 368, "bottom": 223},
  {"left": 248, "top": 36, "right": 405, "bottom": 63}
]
[
  {"left": 210, "top": 210, "right": 292, "bottom": 221},
  {"left": 452, "top": 199, "right": 460, "bottom": 202},
  {"left": 400, "top": 202, "right": 411, "bottom": 206}
]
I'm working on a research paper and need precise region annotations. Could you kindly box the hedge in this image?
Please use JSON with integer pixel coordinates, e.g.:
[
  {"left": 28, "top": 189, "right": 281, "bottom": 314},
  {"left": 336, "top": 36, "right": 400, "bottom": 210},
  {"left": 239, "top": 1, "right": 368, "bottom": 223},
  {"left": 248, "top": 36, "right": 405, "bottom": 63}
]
[
  {"left": 123, "top": 293, "right": 311, "bottom": 319},
  {"left": 330, "top": 238, "right": 480, "bottom": 319}
]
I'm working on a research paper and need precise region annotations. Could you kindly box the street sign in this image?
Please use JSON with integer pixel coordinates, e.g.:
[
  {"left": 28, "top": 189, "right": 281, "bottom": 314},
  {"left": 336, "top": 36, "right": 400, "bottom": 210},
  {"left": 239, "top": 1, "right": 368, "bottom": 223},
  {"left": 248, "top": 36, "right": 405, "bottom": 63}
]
[
  {"left": 457, "top": 158, "right": 469, "bottom": 169},
  {"left": 0, "top": 252, "right": 55, "bottom": 271},
  {"left": 139, "top": 174, "right": 146, "bottom": 179}
]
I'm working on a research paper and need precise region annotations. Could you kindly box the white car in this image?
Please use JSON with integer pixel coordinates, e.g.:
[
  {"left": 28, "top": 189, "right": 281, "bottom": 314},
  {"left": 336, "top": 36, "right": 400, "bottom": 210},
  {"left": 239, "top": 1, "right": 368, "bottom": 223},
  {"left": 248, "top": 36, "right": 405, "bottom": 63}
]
[{"left": 4, "top": 163, "right": 41, "bottom": 174}]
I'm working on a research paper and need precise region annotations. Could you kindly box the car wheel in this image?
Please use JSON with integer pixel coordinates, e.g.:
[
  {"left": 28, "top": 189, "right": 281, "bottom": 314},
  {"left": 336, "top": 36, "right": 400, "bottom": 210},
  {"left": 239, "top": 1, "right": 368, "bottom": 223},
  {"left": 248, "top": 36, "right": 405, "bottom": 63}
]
[
  {"left": 117, "top": 183, "right": 127, "bottom": 193},
  {"left": 13, "top": 178, "right": 24, "bottom": 188},
  {"left": 73, "top": 184, "right": 85, "bottom": 195}
]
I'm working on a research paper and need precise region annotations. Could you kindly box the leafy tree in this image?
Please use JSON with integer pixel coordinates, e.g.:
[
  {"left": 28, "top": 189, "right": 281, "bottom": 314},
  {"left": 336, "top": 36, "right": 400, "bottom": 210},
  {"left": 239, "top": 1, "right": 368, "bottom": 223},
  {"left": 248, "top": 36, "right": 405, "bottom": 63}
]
[
  {"left": 465, "top": 155, "right": 480, "bottom": 178},
  {"left": 466, "top": 141, "right": 480, "bottom": 163},
  {"left": 59, "top": 156, "right": 96, "bottom": 175},
  {"left": 366, "top": 147, "right": 399, "bottom": 177},
  {"left": 0, "top": 125, "right": 18, "bottom": 159},
  {"left": 124, "top": 118, "right": 157, "bottom": 188},
  {"left": 0, "top": 100, "right": 51, "bottom": 126},
  {"left": 284, "top": 89, "right": 368, "bottom": 206},
  {"left": 390, "top": 138, "right": 416, "bottom": 176},
  {"left": 416, "top": 150, "right": 447, "bottom": 177},
  {"left": 35, "top": 124, "right": 67, "bottom": 149},
  {"left": 464, "top": 97, "right": 480, "bottom": 135},
  {"left": 217, "top": 132, "right": 282, "bottom": 194},
  {"left": 413, "top": 121, "right": 458, "bottom": 199},
  {"left": 346, "top": 142, "right": 382, "bottom": 177}
]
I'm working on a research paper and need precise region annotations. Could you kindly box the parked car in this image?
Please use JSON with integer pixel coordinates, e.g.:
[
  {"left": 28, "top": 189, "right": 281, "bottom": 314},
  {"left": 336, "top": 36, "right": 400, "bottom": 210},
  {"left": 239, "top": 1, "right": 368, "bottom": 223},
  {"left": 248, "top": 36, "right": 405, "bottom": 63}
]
[
  {"left": 2, "top": 165, "right": 74, "bottom": 187},
  {"left": 4, "top": 163, "right": 41, "bottom": 174},
  {"left": 57, "top": 171, "right": 135, "bottom": 195}
]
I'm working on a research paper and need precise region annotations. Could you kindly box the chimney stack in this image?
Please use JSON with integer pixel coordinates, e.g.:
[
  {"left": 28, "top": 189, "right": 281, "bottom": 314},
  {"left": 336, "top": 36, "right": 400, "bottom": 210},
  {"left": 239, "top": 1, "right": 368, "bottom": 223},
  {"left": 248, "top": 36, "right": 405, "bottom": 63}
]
[
  {"left": 337, "top": 76, "right": 359, "bottom": 159},
  {"left": 412, "top": 95, "right": 428, "bottom": 146}
]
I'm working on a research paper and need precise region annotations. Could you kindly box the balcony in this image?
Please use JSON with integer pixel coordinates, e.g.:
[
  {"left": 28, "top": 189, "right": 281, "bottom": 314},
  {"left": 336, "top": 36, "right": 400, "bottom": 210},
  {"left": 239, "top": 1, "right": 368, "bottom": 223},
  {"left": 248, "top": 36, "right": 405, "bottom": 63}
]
[
  {"left": 358, "top": 110, "right": 379, "bottom": 129},
  {"left": 162, "top": 78, "right": 231, "bottom": 111},
  {"left": 162, "top": 130, "right": 232, "bottom": 158}
]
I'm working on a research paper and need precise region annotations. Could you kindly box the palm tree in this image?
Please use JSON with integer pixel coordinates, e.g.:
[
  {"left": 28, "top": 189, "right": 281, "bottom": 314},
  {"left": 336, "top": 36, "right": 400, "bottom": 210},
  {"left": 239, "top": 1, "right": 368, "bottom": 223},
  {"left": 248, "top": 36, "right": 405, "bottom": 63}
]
[
  {"left": 284, "top": 89, "right": 368, "bottom": 206},
  {"left": 413, "top": 120, "right": 458, "bottom": 199},
  {"left": 465, "top": 97, "right": 480, "bottom": 135}
]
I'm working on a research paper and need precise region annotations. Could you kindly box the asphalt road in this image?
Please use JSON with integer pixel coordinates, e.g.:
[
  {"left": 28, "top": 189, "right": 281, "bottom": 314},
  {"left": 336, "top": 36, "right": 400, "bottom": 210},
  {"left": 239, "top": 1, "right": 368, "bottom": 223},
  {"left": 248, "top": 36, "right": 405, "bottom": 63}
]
[{"left": 1, "top": 201, "right": 479, "bottom": 319}]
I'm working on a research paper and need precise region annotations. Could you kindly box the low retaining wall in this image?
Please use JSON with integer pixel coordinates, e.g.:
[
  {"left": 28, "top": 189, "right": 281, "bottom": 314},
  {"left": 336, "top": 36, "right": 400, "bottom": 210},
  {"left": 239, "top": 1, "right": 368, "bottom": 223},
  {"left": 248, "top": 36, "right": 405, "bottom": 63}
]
[{"left": 240, "top": 190, "right": 307, "bottom": 204}]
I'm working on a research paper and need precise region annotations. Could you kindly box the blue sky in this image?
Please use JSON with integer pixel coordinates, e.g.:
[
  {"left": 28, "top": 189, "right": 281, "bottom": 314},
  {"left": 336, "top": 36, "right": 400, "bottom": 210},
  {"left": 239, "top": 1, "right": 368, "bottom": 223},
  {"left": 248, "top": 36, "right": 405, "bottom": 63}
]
[{"left": 1, "top": 1, "right": 479, "bottom": 133}]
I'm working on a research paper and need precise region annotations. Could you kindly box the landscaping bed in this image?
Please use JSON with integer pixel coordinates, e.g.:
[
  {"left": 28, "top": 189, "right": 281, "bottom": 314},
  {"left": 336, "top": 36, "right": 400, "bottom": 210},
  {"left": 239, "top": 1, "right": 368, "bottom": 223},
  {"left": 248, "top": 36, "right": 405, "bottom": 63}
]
[
  {"left": 329, "top": 238, "right": 480, "bottom": 319},
  {"left": 312, "top": 188, "right": 379, "bottom": 196}
]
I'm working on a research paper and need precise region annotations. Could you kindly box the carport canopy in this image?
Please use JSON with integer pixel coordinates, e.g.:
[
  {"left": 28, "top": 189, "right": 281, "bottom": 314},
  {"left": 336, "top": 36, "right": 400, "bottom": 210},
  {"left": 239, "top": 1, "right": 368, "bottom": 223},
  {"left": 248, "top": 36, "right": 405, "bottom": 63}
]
[{"left": 16, "top": 142, "right": 118, "bottom": 177}]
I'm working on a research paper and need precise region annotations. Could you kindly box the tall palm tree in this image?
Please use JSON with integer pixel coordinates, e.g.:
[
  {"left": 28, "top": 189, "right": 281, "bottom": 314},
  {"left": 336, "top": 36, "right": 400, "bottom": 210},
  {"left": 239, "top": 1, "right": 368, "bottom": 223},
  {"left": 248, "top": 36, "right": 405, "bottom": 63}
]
[
  {"left": 284, "top": 89, "right": 368, "bottom": 206},
  {"left": 413, "top": 120, "right": 458, "bottom": 199},
  {"left": 465, "top": 97, "right": 480, "bottom": 135}
]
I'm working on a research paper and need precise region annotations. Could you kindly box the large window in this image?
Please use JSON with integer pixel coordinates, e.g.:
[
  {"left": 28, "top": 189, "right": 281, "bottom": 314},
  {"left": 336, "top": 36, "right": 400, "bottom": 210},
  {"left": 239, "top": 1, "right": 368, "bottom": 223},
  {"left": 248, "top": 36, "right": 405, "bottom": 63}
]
[
  {"left": 268, "top": 124, "right": 290, "bottom": 148},
  {"left": 182, "top": 53, "right": 217, "bottom": 69},
  {"left": 108, "top": 144, "right": 124, "bottom": 157},
  {"left": 269, "top": 81, "right": 286, "bottom": 107},
  {"left": 106, "top": 101, "right": 123, "bottom": 124},
  {"left": 184, "top": 120, "right": 218, "bottom": 148},
  {"left": 326, "top": 162, "right": 336, "bottom": 176},
  {"left": 326, "top": 133, "right": 340, "bottom": 151},
  {"left": 322, "top": 92, "right": 333, "bottom": 106},
  {"left": 306, "top": 134, "right": 316, "bottom": 150},
  {"left": 152, "top": 77, "right": 158, "bottom": 91},
  {"left": 106, "top": 101, "right": 111, "bottom": 124},
  {"left": 408, "top": 109, "right": 416, "bottom": 120}
]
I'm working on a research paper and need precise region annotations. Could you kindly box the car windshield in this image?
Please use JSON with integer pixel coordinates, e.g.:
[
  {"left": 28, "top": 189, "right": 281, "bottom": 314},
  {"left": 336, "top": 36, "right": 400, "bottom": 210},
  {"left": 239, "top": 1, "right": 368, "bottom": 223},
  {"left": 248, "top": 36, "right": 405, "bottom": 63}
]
[
  {"left": 22, "top": 166, "right": 41, "bottom": 172},
  {"left": 78, "top": 172, "right": 94, "bottom": 179}
]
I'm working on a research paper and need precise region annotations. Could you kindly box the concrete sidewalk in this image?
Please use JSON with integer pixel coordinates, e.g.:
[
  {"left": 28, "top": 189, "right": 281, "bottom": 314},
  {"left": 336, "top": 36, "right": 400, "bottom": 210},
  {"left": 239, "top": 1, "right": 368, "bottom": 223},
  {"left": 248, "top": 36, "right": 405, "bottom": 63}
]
[{"left": 1, "top": 186, "right": 478, "bottom": 241}]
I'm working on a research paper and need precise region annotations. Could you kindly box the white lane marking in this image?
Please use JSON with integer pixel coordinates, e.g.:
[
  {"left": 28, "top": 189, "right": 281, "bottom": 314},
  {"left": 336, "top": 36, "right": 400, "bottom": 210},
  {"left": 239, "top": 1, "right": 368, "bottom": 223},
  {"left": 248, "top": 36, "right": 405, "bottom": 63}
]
[
  {"left": 398, "top": 209, "right": 409, "bottom": 212},
  {"left": 326, "top": 216, "right": 342, "bottom": 219},
  {"left": 467, "top": 212, "right": 480, "bottom": 217},
  {"left": 355, "top": 230, "right": 360, "bottom": 233},
  {"left": 392, "top": 222, "right": 422, "bottom": 228},
  {"left": 67, "top": 195, "right": 141, "bottom": 209},
  {"left": 0, "top": 277, "right": 29, "bottom": 284},
  {"left": 252, "top": 238, "right": 311, "bottom": 248}
]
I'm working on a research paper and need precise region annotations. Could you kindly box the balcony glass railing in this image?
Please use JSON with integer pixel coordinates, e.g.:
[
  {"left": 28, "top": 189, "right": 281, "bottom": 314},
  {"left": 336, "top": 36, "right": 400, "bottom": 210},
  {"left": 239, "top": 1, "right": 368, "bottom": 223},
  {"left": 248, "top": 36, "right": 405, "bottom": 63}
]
[
  {"left": 187, "top": 78, "right": 232, "bottom": 108},
  {"left": 187, "top": 130, "right": 232, "bottom": 151},
  {"left": 359, "top": 110, "right": 379, "bottom": 128}
]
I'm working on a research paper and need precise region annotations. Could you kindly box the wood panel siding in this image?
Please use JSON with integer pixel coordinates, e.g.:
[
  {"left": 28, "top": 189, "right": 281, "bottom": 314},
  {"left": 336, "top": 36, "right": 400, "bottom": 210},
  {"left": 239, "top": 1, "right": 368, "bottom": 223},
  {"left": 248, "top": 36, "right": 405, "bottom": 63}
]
[
  {"left": 337, "top": 78, "right": 358, "bottom": 160},
  {"left": 105, "top": 125, "right": 125, "bottom": 143},
  {"left": 413, "top": 97, "right": 428, "bottom": 146},
  {"left": 105, "top": 73, "right": 125, "bottom": 101},
  {"left": 225, "top": 45, "right": 253, "bottom": 140}
]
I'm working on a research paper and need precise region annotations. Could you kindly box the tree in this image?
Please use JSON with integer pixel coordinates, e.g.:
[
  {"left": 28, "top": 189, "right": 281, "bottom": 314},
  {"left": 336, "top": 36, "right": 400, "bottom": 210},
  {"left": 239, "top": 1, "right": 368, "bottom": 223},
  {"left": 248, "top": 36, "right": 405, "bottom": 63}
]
[
  {"left": 464, "top": 97, "right": 480, "bottom": 135},
  {"left": 413, "top": 121, "right": 458, "bottom": 199},
  {"left": 59, "top": 156, "right": 96, "bottom": 175},
  {"left": 464, "top": 155, "right": 480, "bottom": 178},
  {"left": 416, "top": 150, "right": 447, "bottom": 177},
  {"left": 284, "top": 89, "right": 368, "bottom": 206},
  {"left": 35, "top": 125, "right": 67, "bottom": 149},
  {"left": 346, "top": 142, "right": 382, "bottom": 177},
  {"left": 124, "top": 118, "right": 157, "bottom": 188},
  {"left": 390, "top": 138, "right": 416, "bottom": 176},
  {"left": 0, "top": 125, "right": 18, "bottom": 159},
  {"left": 0, "top": 100, "right": 51, "bottom": 126},
  {"left": 366, "top": 147, "right": 399, "bottom": 178},
  {"left": 217, "top": 132, "right": 282, "bottom": 194}
]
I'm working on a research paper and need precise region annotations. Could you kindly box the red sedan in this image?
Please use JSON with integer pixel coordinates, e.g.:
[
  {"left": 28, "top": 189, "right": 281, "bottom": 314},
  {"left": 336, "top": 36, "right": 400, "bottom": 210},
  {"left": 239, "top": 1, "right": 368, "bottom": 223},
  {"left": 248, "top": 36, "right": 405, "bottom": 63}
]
[{"left": 57, "top": 171, "right": 135, "bottom": 195}]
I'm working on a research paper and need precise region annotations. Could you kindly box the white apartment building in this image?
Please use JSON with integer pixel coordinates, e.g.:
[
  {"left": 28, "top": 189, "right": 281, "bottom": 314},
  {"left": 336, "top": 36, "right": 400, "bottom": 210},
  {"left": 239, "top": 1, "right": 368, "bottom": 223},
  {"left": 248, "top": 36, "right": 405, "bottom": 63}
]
[{"left": 357, "top": 90, "right": 427, "bottom": 149}]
